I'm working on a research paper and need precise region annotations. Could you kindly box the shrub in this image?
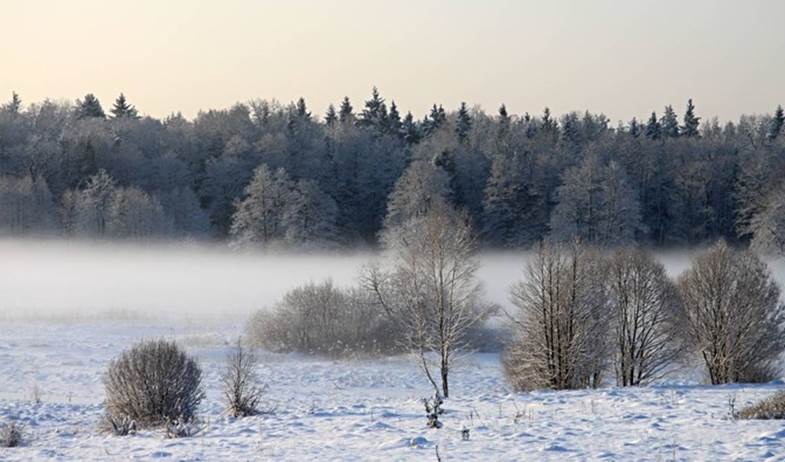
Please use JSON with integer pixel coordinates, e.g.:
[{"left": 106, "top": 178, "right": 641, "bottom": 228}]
[
  {"left": 0, "top": 421, "right": 24, "bottom": 448},
  {"left": 247, "top": 280, "right": 404, "bottom": 356},
  {"left": 104, "top": 339, "right": 204, "bottom": 427},
  {"left": 738, "top": 391, "right": 785, "bottom": 420},
  {"left": 222, "top": 338, "right": 264, "bottom": 417}
]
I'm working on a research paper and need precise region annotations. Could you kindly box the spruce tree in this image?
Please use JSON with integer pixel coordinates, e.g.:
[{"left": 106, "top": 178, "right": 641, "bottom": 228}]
[
  {"left": 497, "top": 104, "right": 511, "bottom": 140},
  {"left": 542, "top": 107, "right": 557, "bottom": 133},
  {"left": 338, "top": 96, "right": 354, "bottom": 123},
  {"left": 455, "top": 102, "right": 472, "bottom": 143},
  {"left": 661, "top": 105, "right": 679, "bottom": 138},
  {"left": 768, "top": 105, "right": 784, "bottom": 141},
  {"left": 324, "top": 104, "right": 338, "bottom": 126},
  {"left": 5, "top": 92, "right": 21, "bottom": 114},
  {"left": 359, "top": 86, "right": 387, "bottom": 131},
  {"left": 402, "top": 112, "right": 421, "bottom": 144},
  {"left": 75, "top": 93, "right": 106, "bottom": 119},
  {"left": 629, "top": 117, "right": 641, "bottom": 137},
  {"left": 295, "top": 97, "right": 311, "bottom": 120},
  {"left": 645, "top": 112, "right": 661, "bottom": 140},
  {"left": 388, "top": 101, "right": 402, "bottom": 136},
  {"left": 110, "top": 93, "right": 139, "bottom": 119},
  {"left": 681, "top": 99, "right": 700, "bottom": 137}
]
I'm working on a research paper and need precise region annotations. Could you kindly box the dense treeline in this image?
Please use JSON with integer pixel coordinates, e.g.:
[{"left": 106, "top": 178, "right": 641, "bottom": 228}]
[{"left": 1, "top": 90, "right": 784, "bottom": 250}]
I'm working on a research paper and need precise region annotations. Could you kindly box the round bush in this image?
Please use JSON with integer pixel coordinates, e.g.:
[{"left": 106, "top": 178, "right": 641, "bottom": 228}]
[{"left": 104, "top": 339, "right": 204, "bottom": 427}]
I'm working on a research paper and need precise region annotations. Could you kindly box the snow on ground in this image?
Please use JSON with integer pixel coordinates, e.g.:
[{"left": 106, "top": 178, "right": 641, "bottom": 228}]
[{"left": 0, "top": 321, "right": 784, "bottom": 461}]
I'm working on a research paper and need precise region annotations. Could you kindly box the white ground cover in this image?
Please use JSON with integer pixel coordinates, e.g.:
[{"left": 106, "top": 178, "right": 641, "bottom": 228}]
[{"left": 0, "top": 321, "right": 784, "bottom": 461}]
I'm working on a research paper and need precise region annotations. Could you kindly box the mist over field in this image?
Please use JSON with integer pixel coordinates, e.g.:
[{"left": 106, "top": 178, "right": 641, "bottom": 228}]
[{"left": 1, "top": 238, "right": 757, "bottom": 321}]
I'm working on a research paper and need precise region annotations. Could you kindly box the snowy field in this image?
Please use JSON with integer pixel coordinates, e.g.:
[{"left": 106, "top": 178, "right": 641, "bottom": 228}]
[
  {"left": 1, "top": 241, "right": 785, "bottom": 461},
  {"left": 0, "top": 321, "right": 784, "bottom": 461}
]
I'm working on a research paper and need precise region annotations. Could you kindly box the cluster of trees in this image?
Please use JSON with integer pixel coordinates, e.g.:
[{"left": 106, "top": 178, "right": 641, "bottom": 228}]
[
  {"left": 504, "top": 241, "right": 785, "bottom": 391},
  {"left": 3, "top": 90, "right": 784, "bottom": 250}
]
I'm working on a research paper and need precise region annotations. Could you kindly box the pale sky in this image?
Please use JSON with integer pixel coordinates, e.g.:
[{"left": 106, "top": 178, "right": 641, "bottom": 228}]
[{"left": 2, "top": 0, "right": 783, "bottom": 122}]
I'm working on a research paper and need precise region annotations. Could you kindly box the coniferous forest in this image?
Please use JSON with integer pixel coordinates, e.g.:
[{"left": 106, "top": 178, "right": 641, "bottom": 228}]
[{"left": 1, "top": 89, "right": 784, "bottom": 252}]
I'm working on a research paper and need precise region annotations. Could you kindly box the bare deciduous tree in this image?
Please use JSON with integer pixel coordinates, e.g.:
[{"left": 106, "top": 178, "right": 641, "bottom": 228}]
[
  {"left": 676, "top": 241, "right": 785, "bottom": 384},
  {"left": 365, "top": 201, "right": 492, "bottom": 398},
  {"left": 503, "top": 242, "right": 609, "bottom": 391},
  {"left": 222, "top": 338, "right": 264, "bottom": 417},
  {"left": 607, "top": 248, "right": 682, "bottom": 386}
]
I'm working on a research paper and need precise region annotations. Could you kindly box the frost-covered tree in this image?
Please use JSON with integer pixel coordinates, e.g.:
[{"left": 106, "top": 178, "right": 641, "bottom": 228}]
[
  {"left": 504, "top": 242, "right": 609, "bottom": 391},
  {"left": 550, "top": 157, "right": 642, "bottom": 245},
  {"left": 366, "top": 202, "right": 491, "bottom": 398},
  {"left": 71, "top": 169, "right": 116, "bottom": 237},
  {"left": 283, "top": 179, "right": 339, "bottom": 247},
  {"left": 107, "top": 187, "right": 169, "bottom": 239},
  {"left": 607, "top": 248, "right": 682, "bottom": 386},
  {"left": 0, "top": 174, "right": 58, "bottom": 234},
  {"left": 159, "top": 187, "right": 210, "bottom": 238},
  {"left": 230, "top": 164, "right": 293, "bottom": 247},
  {"left": 747, "top": 180, "right": 785, "bottom": 255},
  {"left": 383, "top": 160, "right": 450, "bottom": 231},
  {"left": 676, "top": 241, "right": 785, "bottom": 384}
]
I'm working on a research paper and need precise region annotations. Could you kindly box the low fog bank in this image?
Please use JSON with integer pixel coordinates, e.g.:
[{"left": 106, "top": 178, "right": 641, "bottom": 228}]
[{"left": 1, "top": 238, "right": 781, "bottom": 321}]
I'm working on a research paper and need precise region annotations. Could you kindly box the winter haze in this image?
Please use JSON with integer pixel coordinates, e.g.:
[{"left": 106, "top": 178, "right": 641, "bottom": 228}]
[{"left": 3, "top": 1, "right": 785, "bottom": 460}]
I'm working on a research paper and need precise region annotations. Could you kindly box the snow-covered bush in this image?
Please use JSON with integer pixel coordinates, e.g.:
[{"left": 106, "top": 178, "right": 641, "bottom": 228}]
[
  {"left": 247, "top": 280, "right": 403, "bottom": 356},
  {"left": 222, "top": 339, "right": 264, "bottom": 417},
  {"left": 738, "top": 391, "right": 785, "bottom": 420},
  {"left": 676, "top": 241, "right": 785, "bottom": 384},
  {"left": 0, "top": 421, "right": 24, "bottom": 447},
  {"left": 104, "top": 339, "right": 205, "bottom": 427}
]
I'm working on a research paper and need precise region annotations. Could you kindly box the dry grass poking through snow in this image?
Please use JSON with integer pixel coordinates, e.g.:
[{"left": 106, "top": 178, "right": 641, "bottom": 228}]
[{"left": 738, "top": 390, "right": 785, "bottom": 420}]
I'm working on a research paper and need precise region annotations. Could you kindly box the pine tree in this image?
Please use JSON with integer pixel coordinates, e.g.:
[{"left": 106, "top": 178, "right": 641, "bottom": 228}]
[
  {"left": 455, "top": 102, "right": 472, "bottom": 143},
  {"left": 661, "top": 105, "right": 679, "bottom": 138},
  {"left": 681, "top": 99, "right": 700, "bottom": 137},
  {"left": 110, "top": 93, "right": 139, "bottom": 119},
  {"left": 338, "top": 97, "right": 353, "bottom": 123},
  {"left": 324, "top": 104, "right": 338, "bottom": 126},
  {"left": 645, "top": 112, "right": 661, "bottom": 140},
  {"left": 768, "top": 105, "right": 784, "bottom": 141},
  {"left": 75, "top": 93, "right": 106, "bottom": 119}
]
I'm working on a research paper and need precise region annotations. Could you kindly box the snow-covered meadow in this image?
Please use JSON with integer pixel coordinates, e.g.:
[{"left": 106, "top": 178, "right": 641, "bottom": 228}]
[{"left": 1, "top": 240, "right": 784, "bottom": 461}]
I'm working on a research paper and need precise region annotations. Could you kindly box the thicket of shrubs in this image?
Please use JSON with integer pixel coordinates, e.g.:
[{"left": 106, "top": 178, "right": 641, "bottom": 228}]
[{"left": 246, "top": 280, "right": 405, "bottom": 356}]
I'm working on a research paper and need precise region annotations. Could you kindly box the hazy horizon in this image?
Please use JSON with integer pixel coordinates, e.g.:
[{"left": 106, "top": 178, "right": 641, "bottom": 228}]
[{"left": 2, "top": 0, "right": 784, "bottom": 122}]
